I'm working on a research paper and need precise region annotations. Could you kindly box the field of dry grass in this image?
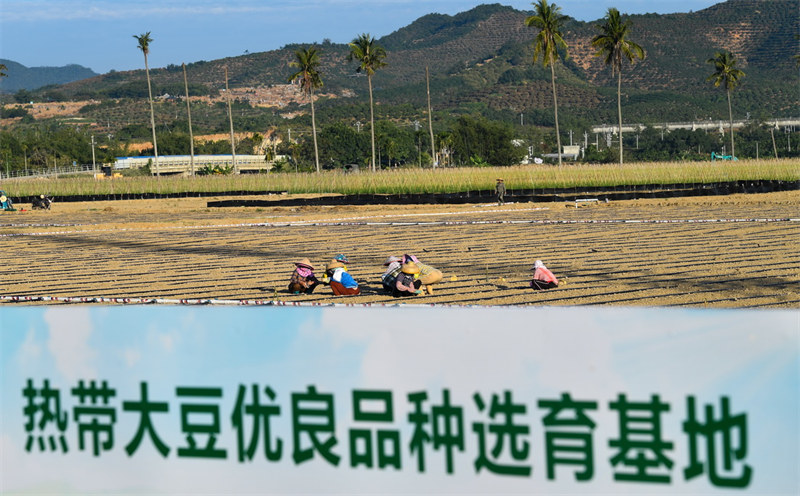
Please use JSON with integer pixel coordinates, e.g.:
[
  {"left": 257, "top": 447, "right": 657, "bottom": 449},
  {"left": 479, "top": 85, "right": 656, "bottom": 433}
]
[{"left": 1, "top": 191, "right": 798, "bottom": 308}]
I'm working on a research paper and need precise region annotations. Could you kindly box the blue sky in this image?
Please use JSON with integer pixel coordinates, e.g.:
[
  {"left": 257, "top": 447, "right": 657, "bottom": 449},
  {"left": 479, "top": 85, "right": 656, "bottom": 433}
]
[{"left": 0, "top": 0, "right": 722, "bottom": 74}]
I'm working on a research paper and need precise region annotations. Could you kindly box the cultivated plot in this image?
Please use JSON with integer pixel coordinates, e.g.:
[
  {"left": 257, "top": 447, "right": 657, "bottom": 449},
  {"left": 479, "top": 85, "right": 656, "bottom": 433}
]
[{"left": 1, "top": 192, "right": 797, "bottom": 308}]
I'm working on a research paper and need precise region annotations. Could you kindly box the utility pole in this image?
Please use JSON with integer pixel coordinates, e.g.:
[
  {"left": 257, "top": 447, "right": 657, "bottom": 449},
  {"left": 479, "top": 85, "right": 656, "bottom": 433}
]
[
  {"left": 568, "top": 129, "right": 573, "bottom": 146},
  {"left": 224, "top": 66, "right": 237, "bottom": 173},
  {"left": 183, "top": 63, "right": 195, "bottom": 175},
  {"left": 771, "top": 128, "right": 778, "bottom": 159},
  {"left": 91, "top": 135, "right": 96, "bottom": 174},
  {"left": 520, "top": 113, "right": 524, "bottom": 126},
  {"left": 426, "top": 66, "right": 436, "bottom": 168},
  {"left": 787, "top": 127, "right": 792, "bottom": 152}
]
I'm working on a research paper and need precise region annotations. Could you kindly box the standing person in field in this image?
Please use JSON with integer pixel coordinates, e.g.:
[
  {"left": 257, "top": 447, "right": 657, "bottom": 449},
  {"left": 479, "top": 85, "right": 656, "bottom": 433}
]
[
  {"left": 402, "top": 254, "right": 443, "bottom": 295},
  {"left": 288, "top": 258, "right": 320, "bottom": 294},
  {"left": 531, "top": 259, "right": 559, "bottom": 290},
  {"left": 495, "top": 178, "right": 506, "bottom": 205},
  {"left": 326, "top": 259, "right": 361, "bottom": 296}
]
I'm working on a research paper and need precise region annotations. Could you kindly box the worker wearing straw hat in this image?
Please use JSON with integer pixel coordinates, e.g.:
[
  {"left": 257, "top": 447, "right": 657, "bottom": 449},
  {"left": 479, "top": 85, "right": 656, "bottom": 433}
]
[
  {"left": 326, "top": 259, "right": 361, "bottom": 296},
  {"left": 288, "top": 258, "right": 321, "bottom": 294},
  {"left": 393, "top": 260, "right": 423, "bottom": 297},
  {"left": 402, "top": 254, "right": 442, "bottom": 295}
]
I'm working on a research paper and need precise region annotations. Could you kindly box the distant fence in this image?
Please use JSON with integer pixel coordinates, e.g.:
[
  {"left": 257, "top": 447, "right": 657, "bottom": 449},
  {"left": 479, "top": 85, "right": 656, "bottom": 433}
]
[
  {"left": 115, "top": 155, "right": 274, "bottom": 175},
  {"left": 0, "top": 164, "right": 97, "bottom": 180},
  {"left": 591, "top": 118, "right": 800, "bottom": 135}
]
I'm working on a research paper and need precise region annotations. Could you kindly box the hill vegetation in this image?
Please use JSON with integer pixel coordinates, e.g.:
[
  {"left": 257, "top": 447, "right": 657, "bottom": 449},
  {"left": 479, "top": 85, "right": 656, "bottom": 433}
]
[
  {"left": 0, "top": 59, "right": 98, "bottom": 93},
  {"left": 0, "top": 0, "right": 798, "bottom": 174}
]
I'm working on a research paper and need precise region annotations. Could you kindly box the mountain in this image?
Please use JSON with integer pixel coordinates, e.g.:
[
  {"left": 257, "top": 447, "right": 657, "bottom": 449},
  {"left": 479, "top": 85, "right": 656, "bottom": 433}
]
[
  {"left": 0, "top": 59, "right": 98, "bottom": 93},
  {"left": 4, "top": 0, "right": 798, "bottom": 126}
]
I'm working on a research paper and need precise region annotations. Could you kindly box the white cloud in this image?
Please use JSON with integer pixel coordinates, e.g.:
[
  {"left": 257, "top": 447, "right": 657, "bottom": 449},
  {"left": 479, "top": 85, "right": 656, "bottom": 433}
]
[
  {"left": 123, "top": 347, "right": 141, "bottom": 367},
  {"left": 1, "top": 0, "right": 301, "bottom": 22},
  {"left": 318, "top": 307, "right": 627, "bottom": 396},
  {"left": 158, "top": 333, "right": 174, "bottom": 353},
  {"left": 18, "top": 327, "right": 41, "bottom": 365},
  {"left": 44, "top": 307, "right": 96, "bottom": 382}
]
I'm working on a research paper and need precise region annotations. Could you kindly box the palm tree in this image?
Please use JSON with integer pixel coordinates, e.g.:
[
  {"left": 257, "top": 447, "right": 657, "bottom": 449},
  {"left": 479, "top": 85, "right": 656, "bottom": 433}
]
[
  {"left": 348, "top": 33, "right": 387, "bottom": 171},
  {"left": 525, "top": 0, "right": 568, "bottom": 165},
  {"left": 591, "top": 8, "right": 645, "bottom": 165},
  {"left": 707, "top": 51, "right": 745, "bottom": 158},
  {"left": 133, "top": 32, "right": 159, "bottom": 176},
  {"left": 289, "top": 46, "right": 323, "bottom": 173}
]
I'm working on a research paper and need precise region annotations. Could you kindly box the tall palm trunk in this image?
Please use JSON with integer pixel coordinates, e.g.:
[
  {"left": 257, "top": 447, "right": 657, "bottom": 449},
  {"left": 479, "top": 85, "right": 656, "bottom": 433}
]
[
  {"left": 549, "top": 56, "right": 562, "bottom": 166},
  {"left": 727, "top": 89, "right": 735, "bottom": 157},
  {"left": 368, "top": 75, "right": 376, "bottom": 171},
  {"left": 617, "top": 69, "right": 624, "bottom": 165},
  {"left": 310, "top": 87, "right": 320, "bottom": 173},
  {"left": 144, "top": 53, "right": 159, "bottom": 176}
]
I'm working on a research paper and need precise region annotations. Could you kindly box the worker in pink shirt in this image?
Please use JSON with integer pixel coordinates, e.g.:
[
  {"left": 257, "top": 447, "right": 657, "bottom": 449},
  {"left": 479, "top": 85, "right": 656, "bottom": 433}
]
[{"left": 531, "top": 260, "right": 559, "bottom": 290}]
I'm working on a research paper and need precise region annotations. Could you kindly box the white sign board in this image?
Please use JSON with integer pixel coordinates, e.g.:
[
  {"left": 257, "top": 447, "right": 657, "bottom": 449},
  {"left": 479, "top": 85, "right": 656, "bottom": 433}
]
[{"left": 1, "top": 306, "right": 798, "bottom": 494}]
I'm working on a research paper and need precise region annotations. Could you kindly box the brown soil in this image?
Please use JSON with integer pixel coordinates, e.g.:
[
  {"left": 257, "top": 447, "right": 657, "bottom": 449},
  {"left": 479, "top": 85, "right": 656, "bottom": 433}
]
[{"left": 1, "top": 191, "right": 798, "bottom": 308}]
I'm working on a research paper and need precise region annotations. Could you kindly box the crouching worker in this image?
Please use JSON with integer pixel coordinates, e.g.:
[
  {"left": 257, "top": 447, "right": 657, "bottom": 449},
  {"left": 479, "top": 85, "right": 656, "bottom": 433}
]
[
  {"left": 394, "top": 261, "right": 423, "bottom": 297},
  {"left": 403, "top": 254, "right": 443, "bottom": 295},
  {"left": 381, "top": 256, "right": 403, "bottom": 293},
  {"left": 531, "top": 260, "right": 559, "bottom": 290},
  {"left": 32, "top": 195, "right": 52, "bottom": 210},
  {"left": 288, "top": 258, "right": 320, "bottom": 294},
  {"left": 0, "top": 191, "right": 16, "bottom": 211},
  {"left": 326, "top": 260, "right": 361, "bottom": 296}
]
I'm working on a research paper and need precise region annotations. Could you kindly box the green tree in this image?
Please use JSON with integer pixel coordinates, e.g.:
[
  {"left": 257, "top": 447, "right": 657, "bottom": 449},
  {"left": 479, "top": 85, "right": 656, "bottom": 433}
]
[
  {"left": 450, "top": 116, "right": 525, "bottom": 166},
  {"left": 592, "top": 8, "right": 645, "bottom": 165},
  {"left": 289, "top": 46, "right": 324, "bottom": 173},
  {"left": 348, "top": 33, "right": 387, "bottom": 171},
  {"left": 134, "top": 32, "right": 159, "bottom": 175},
  {"left": 707, "top": 51, "right": 745, "bottom": 158},
  {"left": 0, "top": 63, "right": 7, "bottom": 78},
  {"left": 525, "top": 0, "right": 568, "bottom": 165}
]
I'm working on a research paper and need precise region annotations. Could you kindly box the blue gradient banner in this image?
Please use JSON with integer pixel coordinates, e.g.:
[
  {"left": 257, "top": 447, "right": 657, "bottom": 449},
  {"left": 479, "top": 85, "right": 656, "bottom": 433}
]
[{"left": 1, "top": 306, "right": 797, "bottom": 494}]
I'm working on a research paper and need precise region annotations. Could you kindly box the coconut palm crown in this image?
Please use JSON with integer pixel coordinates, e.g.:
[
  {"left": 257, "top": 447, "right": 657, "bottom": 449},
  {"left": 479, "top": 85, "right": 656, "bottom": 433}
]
[
  {"left": 133, "top": 32, "right": 159, "bottom": 175},
  {"left": 592, "top": 8, "right": 645, "bottom": 165},
  {"left": 525, "top": 0, "right": 568, "bottom": 165},
  {"left": 289, "top": 46, "right": 324, "bottom": 172},
  {"left": 348, "top": 33, "right": 387, "bottom": 171},
  {"left": 707, "top": 51, "right": 745, "bottom": 158}
]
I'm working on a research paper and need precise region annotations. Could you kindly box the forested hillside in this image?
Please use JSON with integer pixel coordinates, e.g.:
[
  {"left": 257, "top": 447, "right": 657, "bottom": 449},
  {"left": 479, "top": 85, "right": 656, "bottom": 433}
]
[
  {"left": 0, "top": 60, "right": 98, "bottom": 93},
  {"left": 0, "top": 0, "right": 797, "bottom": 173},
  {"left": 23, "top": 0, "right": 793, "bottom": 121}
]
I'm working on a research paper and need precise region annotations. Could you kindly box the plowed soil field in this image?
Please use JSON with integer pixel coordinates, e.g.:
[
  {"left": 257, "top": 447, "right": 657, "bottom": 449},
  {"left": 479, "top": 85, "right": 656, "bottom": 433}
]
[{"left": 1, "top": 191, "right": 798, "bottom": 308}]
